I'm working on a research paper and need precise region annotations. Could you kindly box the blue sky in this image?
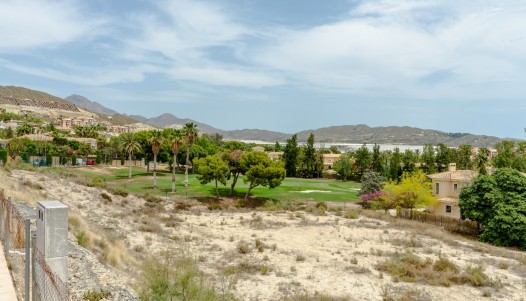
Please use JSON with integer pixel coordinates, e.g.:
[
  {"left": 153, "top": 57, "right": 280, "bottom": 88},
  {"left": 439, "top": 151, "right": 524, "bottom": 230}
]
[{"left": 1, "top": 0, "right": 525, "bottom": 138}]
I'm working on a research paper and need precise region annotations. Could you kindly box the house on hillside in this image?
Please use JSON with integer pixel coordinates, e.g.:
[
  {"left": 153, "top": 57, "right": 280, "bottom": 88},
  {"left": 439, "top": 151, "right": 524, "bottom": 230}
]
[
  {"left": 322, "top": 154, "right": 341, "bottom": 170},
  {"left": 426, "top": 163, "right": 478, "bottom": 218}
]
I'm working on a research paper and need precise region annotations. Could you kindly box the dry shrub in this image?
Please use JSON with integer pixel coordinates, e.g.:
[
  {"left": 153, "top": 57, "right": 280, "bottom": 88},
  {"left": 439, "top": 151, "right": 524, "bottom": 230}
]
[
  {"left": 376, "top": 252, "right": 499, "bottom": 288},
  {"left": 68, "top": 211, "right": 133, "bottom": 267}
]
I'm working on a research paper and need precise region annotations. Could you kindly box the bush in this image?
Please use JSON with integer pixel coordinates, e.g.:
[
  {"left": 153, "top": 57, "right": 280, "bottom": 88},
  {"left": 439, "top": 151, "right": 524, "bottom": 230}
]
[
  {"left": 138, "top": 252, "right": 235, "bottom": 301},
  {"left": 83, "top": 288, "right": 112, "bottom": 301},
  {"left": 100, "top": 193, "right": 112, "bottom": 202},
  {"left": 109, "top": 187, "right": 128, "bottom": 197},
  {"left": 89, "top": 177, "right": 107, "bottom": 188}
]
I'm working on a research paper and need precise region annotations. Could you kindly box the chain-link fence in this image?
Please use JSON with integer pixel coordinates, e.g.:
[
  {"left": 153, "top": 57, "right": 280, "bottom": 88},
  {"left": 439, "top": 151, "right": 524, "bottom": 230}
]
[
  {"left": 0, "top": 189, "right": 34, "bottom": 301},
  {"left": 32, "top": 237, "right": 69, "bottom": 301},
  {"left": 1, "top": 189, "right": 69, "bottom": 301}
]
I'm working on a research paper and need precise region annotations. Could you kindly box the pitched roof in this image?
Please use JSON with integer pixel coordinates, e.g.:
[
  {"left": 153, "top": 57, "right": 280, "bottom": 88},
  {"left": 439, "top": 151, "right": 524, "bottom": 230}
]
[{"left": 427, "top": 170, "right": 478, "bottom": 181}]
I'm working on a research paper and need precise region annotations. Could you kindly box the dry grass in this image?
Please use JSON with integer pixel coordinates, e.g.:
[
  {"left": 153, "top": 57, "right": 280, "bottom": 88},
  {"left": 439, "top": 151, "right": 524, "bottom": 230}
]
[
  {"left": 0, "top": 169, "right": 42, "bottom": 206},
  {"left": 69, "top": 211, "right": 134, "bottom": 267}
]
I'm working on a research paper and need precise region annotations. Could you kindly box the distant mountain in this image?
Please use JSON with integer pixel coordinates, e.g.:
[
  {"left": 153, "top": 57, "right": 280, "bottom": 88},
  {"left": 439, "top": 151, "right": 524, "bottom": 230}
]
[
  {"left": 0, "top": 87, "right": 519, "bottom": 148},
  {"left": 293, "top": 125, "right": 511, "bottom": 147},
  {"left": 65, "top": 94, "right": 118, "bottom": 115},
  {"left": 128, "top": 113, "right": 223, "bottom": 134}
]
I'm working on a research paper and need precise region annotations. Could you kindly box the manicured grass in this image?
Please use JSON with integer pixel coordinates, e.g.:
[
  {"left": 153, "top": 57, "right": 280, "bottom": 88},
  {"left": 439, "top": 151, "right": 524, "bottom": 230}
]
[{"left": 66, "top": 166, "right": 361, "bottom": 203}]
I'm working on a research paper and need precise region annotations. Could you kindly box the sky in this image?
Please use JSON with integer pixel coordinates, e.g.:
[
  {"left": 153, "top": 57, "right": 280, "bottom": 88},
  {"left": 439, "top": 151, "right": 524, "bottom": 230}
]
[{"left": 0, "top": 0, "right": 525, "bottom": 139}]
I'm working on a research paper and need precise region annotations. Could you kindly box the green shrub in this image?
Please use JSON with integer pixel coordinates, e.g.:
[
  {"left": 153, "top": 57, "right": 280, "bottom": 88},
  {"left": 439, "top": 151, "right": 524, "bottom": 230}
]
[
  {"left": 109, "top": 187, "right": 128, "bottom": 197},
  {"left": 138, "top": 252, "right": 236, "bottom": 301},
  {"left": 89, "top": 177, "right": 107, "bottom": 188},
  {"left": 101, "top": 193, "right": 112, "bottom": 202},
  {"left": 83, "top": 288, "right": 112, "bottom": 301}
]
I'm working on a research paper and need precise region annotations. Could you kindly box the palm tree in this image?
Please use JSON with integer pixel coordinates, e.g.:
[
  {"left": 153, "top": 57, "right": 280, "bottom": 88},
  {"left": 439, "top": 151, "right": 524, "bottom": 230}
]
[
  {"left": 183, "top": 123, "right": 198, "bottom": 194},
  {"left": 148, "top": 130, "right": 164, "bottom": 190},
  {"left": 168, "top": 129, "right": 184, "bottom": 193},
  {"left": 120, "top": 133, "right": 141, "bottom": 179}
]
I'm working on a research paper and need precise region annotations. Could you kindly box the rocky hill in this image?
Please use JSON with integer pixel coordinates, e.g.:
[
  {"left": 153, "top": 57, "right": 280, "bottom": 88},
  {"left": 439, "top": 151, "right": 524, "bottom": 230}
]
[
  {"left": 65, "top": 94, "right": 118, "bottom": 115},
  {"left": 0, "top": 86, "right": 519, "bottom": 147},
  {"left": 0, "top": 86, "right": 69, "bottom": 104}
]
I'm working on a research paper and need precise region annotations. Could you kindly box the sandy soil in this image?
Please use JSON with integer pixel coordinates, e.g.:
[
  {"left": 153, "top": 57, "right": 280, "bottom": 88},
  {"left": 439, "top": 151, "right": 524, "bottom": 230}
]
[{"left": 5, "top": 169, "right": 526, "bottom": 301}]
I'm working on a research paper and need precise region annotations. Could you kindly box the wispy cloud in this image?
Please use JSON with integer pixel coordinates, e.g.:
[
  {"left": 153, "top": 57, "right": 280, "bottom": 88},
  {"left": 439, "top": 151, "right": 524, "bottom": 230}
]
[
  {"left": 252, "top": 0, "right": 526, "bottom": 99},
  {"left": 0, "top": 0, "right": 106, "bottom": 51}
]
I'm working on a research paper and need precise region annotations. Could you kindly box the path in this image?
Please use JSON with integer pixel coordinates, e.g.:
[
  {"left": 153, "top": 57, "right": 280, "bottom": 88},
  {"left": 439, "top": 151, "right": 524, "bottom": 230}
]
[{"left": 0, "top": 241, "right": 18, "bottom": 301}]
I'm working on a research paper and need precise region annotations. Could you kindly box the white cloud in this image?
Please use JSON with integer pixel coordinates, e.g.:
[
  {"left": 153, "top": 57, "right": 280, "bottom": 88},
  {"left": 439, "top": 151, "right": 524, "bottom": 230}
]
[
  {"left": 0, "top": 59, "right": 152, "bottom": 86},
  {"left": 0, "top": 0, "right": 106, "bottom": 51},
  {"left": 252, "top": 1, "right": 526, "bottom": 99}
]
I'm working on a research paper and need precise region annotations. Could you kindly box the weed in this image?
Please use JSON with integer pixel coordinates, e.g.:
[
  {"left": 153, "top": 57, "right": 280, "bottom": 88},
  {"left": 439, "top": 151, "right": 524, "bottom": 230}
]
[
  {"left": 100, "top": 192, "right": 112, "bottom": 203},
  {"left": 108, "top": 187, "right": 128, "bottom": 197},
  {"left": 255, "top": 238, "right": 265, "bottom": 252},
  {"left": 237, "top": 241, "right": 251, "bottom": 254},
  {"left": 296, "top": 254, "right": 306, "bottom": 262},
  {"left": 83, "top": 288, "right": 112, "bottom": 301}
]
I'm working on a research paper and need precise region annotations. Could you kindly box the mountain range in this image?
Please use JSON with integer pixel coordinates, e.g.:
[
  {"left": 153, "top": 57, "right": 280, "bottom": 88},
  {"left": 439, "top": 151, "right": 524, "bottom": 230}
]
[
  {"left": 65, "top": 93, "right": 514, "bottom": 147},
  {"left": 0, "top": 85, "right": 518, "bottom": 148}
]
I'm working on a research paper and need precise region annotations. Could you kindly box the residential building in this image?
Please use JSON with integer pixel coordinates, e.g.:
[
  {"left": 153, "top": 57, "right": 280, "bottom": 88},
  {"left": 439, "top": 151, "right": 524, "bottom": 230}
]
[
  {"left": 426, "top": 163, "right": 478, "bottom": 218},
  {"left": 267, "top": 151, "right": 283, "bottom": 161},
  {"left": 108, "top": 125, "right": 129, "bottom": 134},
  {"left": 322, "top": 154, "right": 341, "bottom": 170}
]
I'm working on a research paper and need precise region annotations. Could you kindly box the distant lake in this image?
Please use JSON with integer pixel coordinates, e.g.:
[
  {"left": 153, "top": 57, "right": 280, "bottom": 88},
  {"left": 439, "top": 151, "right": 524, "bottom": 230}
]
[{"left": 238, "top": 140, "right": 424, "bottom": 153}]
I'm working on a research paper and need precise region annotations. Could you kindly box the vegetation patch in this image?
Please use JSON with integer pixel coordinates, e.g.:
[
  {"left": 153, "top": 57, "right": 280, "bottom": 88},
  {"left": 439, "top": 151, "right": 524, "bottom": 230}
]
[{"left": 376, "top": 252, "right": 500, "bottom": 288}]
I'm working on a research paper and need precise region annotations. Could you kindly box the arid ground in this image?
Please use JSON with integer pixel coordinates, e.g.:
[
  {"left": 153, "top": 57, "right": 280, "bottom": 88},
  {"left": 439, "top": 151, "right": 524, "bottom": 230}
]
[{"left": 1, "top": 167, "right": 525, "bottom": 301}]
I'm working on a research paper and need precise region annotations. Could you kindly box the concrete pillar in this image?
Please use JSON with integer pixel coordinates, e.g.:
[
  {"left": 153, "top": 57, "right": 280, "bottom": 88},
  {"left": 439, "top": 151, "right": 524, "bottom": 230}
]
[{"left": 36, "top": 201, "right": 68, "bottom": 282}]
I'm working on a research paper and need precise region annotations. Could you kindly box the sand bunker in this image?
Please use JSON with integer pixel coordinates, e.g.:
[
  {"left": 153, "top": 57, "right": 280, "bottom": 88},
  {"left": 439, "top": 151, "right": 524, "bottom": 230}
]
[{"left": 297, "top": 190, "right": 332, "bottom": 193}]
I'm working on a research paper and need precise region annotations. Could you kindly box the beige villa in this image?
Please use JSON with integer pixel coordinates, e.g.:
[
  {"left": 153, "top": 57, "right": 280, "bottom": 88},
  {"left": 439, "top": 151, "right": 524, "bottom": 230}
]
[
  {"left": 426, "top": 163, "right": 478, "bottom": 218},
  {"left": 322, "top": 154, "right": 341, "bottom": 170}
]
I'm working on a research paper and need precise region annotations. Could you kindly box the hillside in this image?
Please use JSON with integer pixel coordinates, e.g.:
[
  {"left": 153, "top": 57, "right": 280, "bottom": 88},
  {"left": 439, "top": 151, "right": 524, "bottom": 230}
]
[
  {"left": 0, "top": 86, "right": 70, "bottom": 104},
  {"left": 0, "top": 87, "right": 520, "bottom": 147},
  {"left": 294, "top": 125, "right": 509, "bottom": 147},
  {"left": 65, "top": 94, "right": 118, "bottom": 115}
]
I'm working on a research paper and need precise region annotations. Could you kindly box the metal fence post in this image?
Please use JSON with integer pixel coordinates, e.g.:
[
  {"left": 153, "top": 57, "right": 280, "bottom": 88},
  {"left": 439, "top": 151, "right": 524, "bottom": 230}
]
[
  {"left": 0, "top": 190, "right": 3, "bottom": 241},
  {"left": 32, "top": 232, "right": 36, "bottom": 301},
  {"left": 25, "top": 219, "right": 30, "bottom": 301},
  {"left": 5, "top": 197, "right": 11, "bottom": 253}
]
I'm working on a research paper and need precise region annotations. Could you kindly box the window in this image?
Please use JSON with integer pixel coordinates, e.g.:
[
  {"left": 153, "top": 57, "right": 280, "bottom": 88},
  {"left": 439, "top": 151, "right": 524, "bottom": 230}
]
[
  {"left": 435, "top": 183, "right": 440, "bottom": 194},
  {"left": 446, "top": 205, "right": 452, "bottom": 213},
  {"left": 454, "top": 183, "right": 458, "bottom": 191}
]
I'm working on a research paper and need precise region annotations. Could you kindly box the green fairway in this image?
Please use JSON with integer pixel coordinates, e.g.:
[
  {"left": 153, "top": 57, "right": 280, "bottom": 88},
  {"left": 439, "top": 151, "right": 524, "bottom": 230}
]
[{"left": 66, "top": 166, "right": 361, "bottom": 203}]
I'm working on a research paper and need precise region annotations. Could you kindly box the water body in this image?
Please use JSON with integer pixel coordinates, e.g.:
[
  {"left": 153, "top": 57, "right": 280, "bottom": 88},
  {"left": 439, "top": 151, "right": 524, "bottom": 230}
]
[{"left": 238, "top": 140, "right": 424, "bottom": 153}]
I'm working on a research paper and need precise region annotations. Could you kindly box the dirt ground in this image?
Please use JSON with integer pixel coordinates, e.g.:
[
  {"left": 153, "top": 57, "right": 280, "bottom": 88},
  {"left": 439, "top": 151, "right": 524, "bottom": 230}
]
[{"left": 3, "top": 169, "right": 526, "bottom": 301}]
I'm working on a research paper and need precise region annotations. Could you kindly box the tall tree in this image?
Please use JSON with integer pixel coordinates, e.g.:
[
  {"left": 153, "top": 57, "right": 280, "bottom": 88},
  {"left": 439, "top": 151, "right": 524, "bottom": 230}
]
[
  {"left": 474, "top": 147, "right": 490, "bottom": 175},
  {"left": 388, "top": 148, "right": 403, "bottom": 181},
  {"left": 183, "top": 122, "right": 198, "bottom": 194},
  {"left": 421, "top": 144, "right": 436, "bottom": 173},
  {"left": 493, "top": 141, "right": 515, "bottom": 169},
  {"left": 460, "top": 168, "right": 526, "bottom": 250},
  {"left": 274, "top": 141, "right": 281, "bottom": 152},
  {"left": 371, "top": 144, "right": 383, "bottom": 173},
  {"left": 303, "top": 132, "right": 317, "bottom": 178},
  {"left": 354, "top": 144, "right": 371, "bottom": 178},
  {"left": 333, "top": 154, "right": 353, "bottom": 180},
  {"left": 282, "top": 134, "right": 299, "bottom": 177},
  {"left": 222, "top": 149, "right": 244, "bottom": 195},
  {"left": 240, "top": 151, "right": 286, "bottom": 201},
  {"left": 120, "top": 133, "right": 142, "bottom": 179},
  {"left": 457, "top": 145, "right": 473, "bottom": 170},
  {"left": 435, "top": 143, "right": 451, "bottom": 172},
  {"left": 167, "top": 129, "right": 184, "bottom": 193},
  {"left": 148, "top": 130, "right": 165, "bottom": 190},
  {"left": 193, "top": 154, "right": 230, "bottom": 198},
  {"left": 402, "top": 149, "right": 417, "bottom": 173}
]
